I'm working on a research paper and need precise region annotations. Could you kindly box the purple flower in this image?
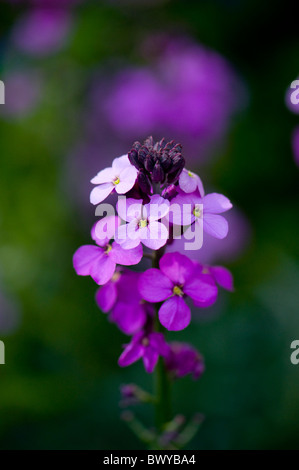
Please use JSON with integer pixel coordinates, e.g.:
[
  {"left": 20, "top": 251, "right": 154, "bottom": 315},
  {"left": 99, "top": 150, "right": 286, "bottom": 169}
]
[
  {"left": 73, "top": 216, "right": 142, "bottom": 285},
  {"left": 12, "top": 8, "right": 72, "bottom": 57},
  {"left": 170, "top": 191, "right": 232, "bottom": 240},
  {"left": 165, "top": 342, "right": 205, "bottom": 380},
  {"left": 292, "top": 126, "right": 299, "bottom": 167},
  {"left": 138, "top": 252, "right": 218, "bottom": 331},
  {"left": 90, "top": 155, "right": 137, "bottom": 205},
  {"left": 96, "top": 270, "right": 149, "bottom": 335},
  {"left": 116, "top": 194, "right": 170, "bottom": 250},
  {"left": 118, "top": 330, "right": 169, "bottom": 373},
  {"left": 178, "top": 168, "right": 204, "bottom": 197}
]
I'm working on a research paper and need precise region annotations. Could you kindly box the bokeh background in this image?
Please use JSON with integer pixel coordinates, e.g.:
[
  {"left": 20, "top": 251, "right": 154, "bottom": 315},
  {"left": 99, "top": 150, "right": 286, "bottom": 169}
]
[{"left": 0, "top": 0, "right": 299, "bottom": 450}]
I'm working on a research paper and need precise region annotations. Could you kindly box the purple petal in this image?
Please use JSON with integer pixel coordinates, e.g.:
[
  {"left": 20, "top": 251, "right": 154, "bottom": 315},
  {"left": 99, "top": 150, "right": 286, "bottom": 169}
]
[
  {"left": 148, "top": 332, "right": 170, "bottom": 357},
  {"left": 159, "top": 252, "right": 195, "bottom": 285},
  {"left": 138, "top": 268, "right": 173, "bottom": 302},
  {"left": 159, "top": 297, "right": 191, "bottom": 331},
  {"left": 115, "top": 166, "right": 137, "bottom": 194},
  {"left": 210, "top": 266, "right": 234, "bottom": 291},
  {"left": 179, "top": 169, "right": 205, "bottom": 197},
  {"left": 118, "top": 342, "right": 144, "bottom": 368},
  {"left": 116, "top": 198, "right": 143, "bottom": 222},
  {"left": 73, "top": 245, "right": 104, "bottom": 276},
  {"left": 115, "top": 221, "right": 141, "bottom": 249},
  {"left": 203, "top": 193, "right": 232, "bottom": 214},
  {"left": 91, "top": 167, "right": 115, "bottom": 185},
  {"left": 184, "top": 273, "right": 218, "bottom": 304},
  {"left": 112, "top": 154, "right": 131, "bottom": 172},
  {"left": 169, "top": 194, "right": 195, "bottom": 226},
  {"left": 90, "top": 255, "right": 116, "bottom": 285},
  {"left": 109, "top": 241, "right": 143, "bottom": 266},
  {"left": 111, "top": 301, "right": 146, "bottom": 335},
  {"left": 93, "top": 216, "right": 120, "bottom": 246},
  {"left": 143, "top": 347, "right": 159, "bottom": 373},
  {"left": 90, "top": 183, "right": 113, "bottom": 205},
  {"left": 141, "top": 221, "right": 168, "bottom": 250},
  {"left": 203, "top": 213, "right": 229, "bottom": 239},
  {"left": 145, "top": 195, "right": 170, "bottom": 221},
  {"left": 95, "top": 282, "right": 117, "bottom": 312}
]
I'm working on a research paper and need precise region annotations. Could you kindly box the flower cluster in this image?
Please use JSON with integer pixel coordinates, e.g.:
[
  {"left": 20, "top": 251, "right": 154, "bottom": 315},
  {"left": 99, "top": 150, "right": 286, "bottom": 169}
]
[{"left": 73, "top": 136, "right": 233, "bottom": 381}]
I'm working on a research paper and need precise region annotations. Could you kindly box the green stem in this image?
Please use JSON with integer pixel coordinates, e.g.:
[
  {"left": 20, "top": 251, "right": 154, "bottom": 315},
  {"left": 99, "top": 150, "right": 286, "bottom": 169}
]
[{"left": 152, "top": 247, "right": 172, "bottom": 432}]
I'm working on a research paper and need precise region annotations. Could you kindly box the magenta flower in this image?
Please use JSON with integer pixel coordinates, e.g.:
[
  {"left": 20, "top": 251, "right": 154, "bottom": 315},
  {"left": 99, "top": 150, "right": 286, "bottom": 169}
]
[
  {"left": 116, "top": 194, "right": 170, "bottom": 250},
  {"left": 139, "top": 253, "right": 218, "bottom": 331},
  {"left": 118, "top": 331, "right": 169, "bottom": 373},
  {"left": 170, "top": 191, "right": 232, "bottom": 240},
  {"left": 165, "top": 342, "right": 205, "bottom": 380},
  {"left": 178, "top": 168, "right": 205, "bottom": 196},
  {"left": 73, "top": 216, "right": 142, "bottom": 285},
  {"left": 96, "top": 271, "right": 150, "bottom": 335},
  {"left": 90, "top": 155, "right": 137, "bottom": 205}
]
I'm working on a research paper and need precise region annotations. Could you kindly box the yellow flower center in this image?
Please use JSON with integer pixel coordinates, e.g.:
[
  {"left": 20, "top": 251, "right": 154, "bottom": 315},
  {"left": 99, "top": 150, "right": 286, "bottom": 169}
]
[
  {"left": 188, "top": 170, "right": 194, "bottom": 178},
  {"left": 139, "top": 218, "right": 148, "bottom": 228},
  {"left": 113, "top": 177, "right": 120, "bottom": 185},
  {"left": 142, "top": 338, "right": 149, "bottom": 347},
  {"left": 112, "top": 271, "right": 121, "bottom": 282},
  {"left": 193, "top": 206, "right": 202, "bottom": 218},
  {"left": 105, "top": 244, "right": 112, "bottom": 254},
  {"left": 173, "top": 285, "right": 183, "bottom": 297}
]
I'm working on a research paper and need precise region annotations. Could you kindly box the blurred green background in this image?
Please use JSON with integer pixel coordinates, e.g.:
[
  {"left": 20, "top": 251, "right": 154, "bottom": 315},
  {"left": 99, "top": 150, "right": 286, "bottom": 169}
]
[{"left": 0, "top": 0, "right": 299, "bottom": 450}]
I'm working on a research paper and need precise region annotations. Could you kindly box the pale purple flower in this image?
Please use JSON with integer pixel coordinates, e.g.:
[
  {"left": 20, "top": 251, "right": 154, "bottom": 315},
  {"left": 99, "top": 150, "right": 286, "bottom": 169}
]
[
  {"left": 96, "top": 270, "right": 150, "bottom": 335},
  {"left": 170, "top": 191, "right": 232, "bottom": 240},
  {"left": 138, "top": 252, "right": 218, "bottom": 331},
  {"left": 165, "top": 342, "right": 205, "bottom": 380},
  {"left": 178, "top": 168, "right": 205, "bottom": 196},
  {"left": 90, "top": 155, "right": 137, "bottom": 205},
  {"left": 116, "top": 194, "right": 170, "bottom": 250},
  {"left": 12, "top": 8, "right": 72, "bottom": 56},
  {"left": 118, "top": 330, "right": 169, "bottom": 373},
  {"left": 292, "top": 126, "right": 299, "bottom": 167},
  {"left": 73, "top": 216, "right": 142, "bottom": 285}
]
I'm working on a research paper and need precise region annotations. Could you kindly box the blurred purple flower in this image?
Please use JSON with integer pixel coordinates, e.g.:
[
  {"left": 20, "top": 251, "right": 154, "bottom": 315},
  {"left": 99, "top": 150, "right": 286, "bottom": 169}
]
[
  {"left": 1, "top": 70, "right": 42, "bottom": 118},
  {"left": 118, "top": 330, "right": 169, "bottom": 373},
  {"left": 285, "top": 79, "right": 299, "bottom": 115},
  {"left": 12, "top": 8, "right": 73, "bottom": 56},
  {"left": 96, "top": 270, "right": 150, "bottom": 335},
  {"left": 139, "top": 252, "right": 218, "bottom": 331},
  {"left": 292, "top": 126, "right": 299, "bottom": 167},
  {"left": 165, "top": 342, "right": 205, "bottom": 380}
]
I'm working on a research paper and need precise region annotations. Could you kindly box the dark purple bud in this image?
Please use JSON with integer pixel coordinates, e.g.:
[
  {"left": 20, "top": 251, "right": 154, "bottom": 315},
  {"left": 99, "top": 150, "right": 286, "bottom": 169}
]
[
  {"left": 144, "top": 136, "right": 154, "bottom": 148},
  {"left": 128, "top": 149, "right": 143, "bottom": 169},
  {"left": 137, "top": 170, "right": 152, "bottom": 194},
  {"left": 152, "top": 161, "right": 165, "bottom": 183},
  {"left": 160, "top": 153, "right": 172, "bottom": 171},
  {"left": 138, "top": 146, "right": 149, "bottom": 168},
  {"left": 144, "top": 151, "right": 156, "bottom": 172}
]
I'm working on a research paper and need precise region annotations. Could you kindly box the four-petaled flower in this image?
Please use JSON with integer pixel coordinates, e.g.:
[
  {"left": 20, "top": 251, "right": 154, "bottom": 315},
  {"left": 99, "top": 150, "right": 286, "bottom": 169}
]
[
  {"left": 116, "top": 194, "right": 170, "bottom": 250},
  {"left": 90, "top": 155, "right": 137, "bottom": 205},
  {"left": 118, "top": 330, "right": 169, "bottom": 373},
  {"left": 73, "top": 216, "right": 142, "bottom": 285},
  {"left": 139, "top": 252, "right": 218, "bottom": 331}
]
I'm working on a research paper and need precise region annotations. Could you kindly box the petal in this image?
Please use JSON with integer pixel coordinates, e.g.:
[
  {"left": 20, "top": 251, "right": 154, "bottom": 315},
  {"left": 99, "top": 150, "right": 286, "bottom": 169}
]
[
  {"left": 169, "top": 194, "right": 196, "bottom": 226},
  {"left": 111, "top": 301, "right": 146, "bottom": 335},
  {"left": 145, "top": 195, "right": 170, "bottom": 221},
  {"left": 115, "top": 221, "right": 141, "bottom": 249},
  {"left": 90, "top": 255, "right": 116, "bottom": 285},
  {"left": 179, "top": 169, "right": 204, "bottom": 197},
  {"left": 138, "top": 268, "right": 173, "bottom": 302},
  {"left": 110, "top": 241, "right": 143, "bottom": 266},
  {"left": 143, "top": 348, "right": 159, "bottom": 373},
  {"left": 159, "top": 297, "right": 191, "bottom": 331},
  {"left": 184, "top": 273, "right": 218, "bottom": 304},
  {"left": 90, "top": 167, "right": 115, "bottom": 184},
  {"left": 118, "top": 342, "right": 144, "bottom": 368},
  {"left": 141, "top": 221, "right": 169, "bottom": 250},
  {"left": 203, "top": 213, "right": 229, "bottom": 239},
  {"left": 116, "top": 198, "right": 143, "bottom": 222},
  {"left": 148, "top": 332, "right": 170, "bottom": 357},
  {"left": 90, "top": 183, "right": 113, "bottom": 205},
  {"left": 95, "top": 282, "right": 117, "bottom": 312},
  {"left": 112, "top": 154, "right": 131, "bottom": 172},
  {"left": 93, "top": 216, "right": 120, "bottom": 246},
  {"left": 115, "top": 166, "right": 137, "bottom": 194},
  {"left": 73, "top": 245, "right": 104, "bottom": 276},
  {"left": 203, "top": 193, "right": 232, "bottom": 214},
  {"left": 159, "top": 252, "right": 195, "bottom": 285},
  {"left": 210, "top": 266, "right": 234, "bottom": 291}
]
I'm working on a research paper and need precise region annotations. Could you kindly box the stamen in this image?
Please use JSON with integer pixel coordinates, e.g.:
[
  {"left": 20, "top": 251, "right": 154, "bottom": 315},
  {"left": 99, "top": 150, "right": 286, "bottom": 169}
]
[
  {"left": 139, "top": 219, "right": 148, "bottom": 228},
  {"left": 173, "top": 285, "right": 183, "bottom": 297},
  {"left": 113, "top": 177, "right": 120, "bottom": 185},
  {"left": 105, "top": 244, "right": 112, "bottom": 254},
  {"left": 188, "top": 170, "right": 194, "bottom": 178},
  {"left": 193, "top": 205, "right": 202, "bottom": 218},
  {"left": 142, "top": 338, "right": 149, "bottom": 347}
]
